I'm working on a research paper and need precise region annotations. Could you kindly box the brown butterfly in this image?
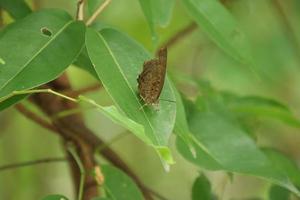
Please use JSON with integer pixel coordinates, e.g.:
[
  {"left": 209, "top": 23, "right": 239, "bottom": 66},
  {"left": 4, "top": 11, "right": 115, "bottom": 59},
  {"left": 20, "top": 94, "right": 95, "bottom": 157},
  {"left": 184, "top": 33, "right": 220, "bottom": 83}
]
[{"left": 137, "top": 47, "right": 168, "bottom": 105}]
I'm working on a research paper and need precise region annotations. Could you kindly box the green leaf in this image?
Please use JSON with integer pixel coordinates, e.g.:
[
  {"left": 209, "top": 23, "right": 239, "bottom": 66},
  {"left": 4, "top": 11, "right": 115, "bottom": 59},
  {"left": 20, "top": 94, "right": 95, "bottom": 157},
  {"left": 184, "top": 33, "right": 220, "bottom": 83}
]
[
  {"left": 227, "top": 95, "right": 300, "bottom": 127},
  {"left": 0, "top": 9, "right": 85, "bottom": 110},
  {"left": 181, "top": 0, "right": 253, "bottom": 64},
  {"left": 173, "top": 84, "right": 196, "bottom": 156},
  {"left": 0, "top": 0, "right": 31, "bottom": 19},
  {"left": 138, "top": 0, "right": 175, "bottom": 41},
  {"left": 192, "top": 174, "right": 214, "bottom": 200},
  {"left": 268, "top": 185, "right": 290, "bottom": 200},
  {"left": 41, "top": 194, "right": 69, "bottom": 200},
  {"left": 102, "top": 165, "right": 144, "bottom": 200},
  {"left": 85, "top": 28, "right": 176, "bottom": 165},
  {"left": 177, "top": 94, "right": 300, "bottom": 196}
]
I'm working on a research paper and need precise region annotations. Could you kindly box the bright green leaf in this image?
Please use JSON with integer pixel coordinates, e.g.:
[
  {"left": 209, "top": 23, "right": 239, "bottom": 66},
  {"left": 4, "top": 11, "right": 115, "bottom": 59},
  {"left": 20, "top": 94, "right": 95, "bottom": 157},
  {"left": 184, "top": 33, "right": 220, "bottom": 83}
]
[
  {"left": 102, "top": 165, "right": 144, "bottom": 200},
  {"left": 41, "top": 194, "right": 69, "bottom": 200},
  {"left": 85, "top": 28, "right": 176, "bottom": 165},
  {"left": 181, "top": 0, "right": 253, "bottom": 64},
  {"left": 0, "top": 0, "right": 31, "bottom": 19},
  {"left": 0, "top": 9, "right": 85, "bottom": 110}
]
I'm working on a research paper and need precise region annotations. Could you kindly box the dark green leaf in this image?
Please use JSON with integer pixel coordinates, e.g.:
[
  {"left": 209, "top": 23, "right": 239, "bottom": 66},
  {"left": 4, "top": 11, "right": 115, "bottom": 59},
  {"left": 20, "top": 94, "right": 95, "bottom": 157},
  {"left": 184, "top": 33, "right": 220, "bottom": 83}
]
[
  {"left": 268, "top": 185, "right": 290, "bottom": 200},
  {"left": 192, "top": 174, "right": 214, "bottom": 200},
  {"left": 102, "top": 165, "right": 144, "bottom": 200},
  {"left": 0, "top": 0, "right": 31, "bottom": 19},
  {"left": 181, "top": 0, "right": 253, "bottom": 64},
  {"left": 0, "top": 9, "right": 85, "bottom": 110},
  {"left": 85, "top": 28, "right": 176, "bottom": 164},
  {"left": 41, "top": 194, "right": 69, "bottom": 200}
]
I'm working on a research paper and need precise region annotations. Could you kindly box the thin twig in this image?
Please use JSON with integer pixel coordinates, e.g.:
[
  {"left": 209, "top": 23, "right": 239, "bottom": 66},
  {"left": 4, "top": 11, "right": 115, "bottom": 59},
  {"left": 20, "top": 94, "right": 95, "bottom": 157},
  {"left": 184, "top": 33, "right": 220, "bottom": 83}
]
[
  {"left": 86, "top": 0, "right": 111, "bottom": 26},
  {"left": 68, "top": 145, "right": 85, "bottom": 200},
  {"left": 63, "top": 84, "right": 102, "bottom": 97},
  {"left": 158, "top": 22, "right": 197, "bottom": 52},
  {"left": 15, "top": 103, "right": 58, "bottom": 132},
  {"left": 0, "top": 157, "right": 66, "bottom": 172},
  {"left": 76, "top": 0, "right": 85, "bottom": 21}
]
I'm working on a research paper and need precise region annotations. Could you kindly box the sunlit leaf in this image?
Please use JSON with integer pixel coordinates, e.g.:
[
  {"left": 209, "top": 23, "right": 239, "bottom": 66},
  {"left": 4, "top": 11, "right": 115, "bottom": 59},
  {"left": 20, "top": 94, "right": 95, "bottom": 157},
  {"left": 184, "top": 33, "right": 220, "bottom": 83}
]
[{"left": 0, "top": 9, "right": 85, "bottom": 110}]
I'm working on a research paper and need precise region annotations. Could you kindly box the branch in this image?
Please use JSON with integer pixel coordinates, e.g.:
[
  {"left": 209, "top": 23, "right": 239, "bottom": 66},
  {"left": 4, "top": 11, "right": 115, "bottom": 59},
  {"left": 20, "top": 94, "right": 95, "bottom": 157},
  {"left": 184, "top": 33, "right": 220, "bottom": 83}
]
[
  {"left": 15, "top": 103, "right": 58, "bottom": 133},
  {"left": 0, "top": 157, "right": 66, "bottom": 172},
  {"left": 86, "top": 0, "right": 111, "bottom": 26},
  {"left": 63, "top": 84, "right": 102, "bottom": 98},
  {"left": 159, "top": 22, "right": 197, "bottom": 52},
  {"left": 76, "top": 0, "right": 85, "bottom": 21}
]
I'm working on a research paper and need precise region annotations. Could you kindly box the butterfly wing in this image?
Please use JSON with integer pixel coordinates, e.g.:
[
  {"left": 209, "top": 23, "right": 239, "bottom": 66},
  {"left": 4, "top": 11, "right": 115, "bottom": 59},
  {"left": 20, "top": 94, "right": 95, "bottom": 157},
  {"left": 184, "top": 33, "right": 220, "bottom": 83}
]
[{"left": 137, "top": 47, "right": 168, "bottom": 105}]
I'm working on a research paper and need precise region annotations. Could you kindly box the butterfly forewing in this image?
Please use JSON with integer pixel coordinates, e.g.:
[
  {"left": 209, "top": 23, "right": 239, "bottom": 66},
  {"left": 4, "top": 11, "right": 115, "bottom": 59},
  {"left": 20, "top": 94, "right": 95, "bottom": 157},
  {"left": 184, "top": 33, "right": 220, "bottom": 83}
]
[{"left": 137, "top": 47, "right": 168, "bottom": 105}]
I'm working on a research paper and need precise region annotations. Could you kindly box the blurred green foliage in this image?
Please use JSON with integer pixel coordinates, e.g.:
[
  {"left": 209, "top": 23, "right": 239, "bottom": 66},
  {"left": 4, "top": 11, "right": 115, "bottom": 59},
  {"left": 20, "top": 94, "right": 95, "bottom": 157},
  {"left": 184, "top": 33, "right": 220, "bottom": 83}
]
[{"left": 1, "top": 0, "right": 300, "bottom": 199}]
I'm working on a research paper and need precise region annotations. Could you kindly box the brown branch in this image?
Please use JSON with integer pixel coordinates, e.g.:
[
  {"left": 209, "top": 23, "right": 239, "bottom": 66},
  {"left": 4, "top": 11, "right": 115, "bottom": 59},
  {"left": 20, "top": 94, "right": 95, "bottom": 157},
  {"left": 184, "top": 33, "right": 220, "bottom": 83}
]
[
  {"left": 28, "top": 74, "right": 154, "bottom": 200},
  {"left": 273, "top": 0, "right": 300, "bottom": 63},
  {"left": 159, "top": 22, "right": 197, "bottom": 52},
  {"left": 15, "top": 103, "right": 58, "bottom": 132},
  {"left": 0, "top": 157, "right": 66, "bottom": 172},
  {"left": 63, "top": 84, "right": 102, "bottom": 98}
]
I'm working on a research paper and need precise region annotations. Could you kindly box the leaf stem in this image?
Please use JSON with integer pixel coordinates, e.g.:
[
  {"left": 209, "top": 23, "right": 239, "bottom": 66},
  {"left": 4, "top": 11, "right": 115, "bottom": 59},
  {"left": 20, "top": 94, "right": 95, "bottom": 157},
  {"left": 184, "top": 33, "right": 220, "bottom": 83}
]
[
  {"left": 86, "top": 0, "right": 112, "bottom": 26},
  {"left": 0, "top": 157, "right": 66, "bottom": 172},
  {"left": 76, "top": 0, "right": 85, "bottom": 21},
  {"left": 68, "top": 144, "right": 85, "bottom": 200}
]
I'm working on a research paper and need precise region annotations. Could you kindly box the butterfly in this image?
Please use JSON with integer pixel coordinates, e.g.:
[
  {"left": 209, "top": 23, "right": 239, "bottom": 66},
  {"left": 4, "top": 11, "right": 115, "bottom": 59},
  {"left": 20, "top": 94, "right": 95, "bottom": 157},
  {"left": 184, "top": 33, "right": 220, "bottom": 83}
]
[{"left": 137, "top": 47, "right": 167, "bottom": 105}]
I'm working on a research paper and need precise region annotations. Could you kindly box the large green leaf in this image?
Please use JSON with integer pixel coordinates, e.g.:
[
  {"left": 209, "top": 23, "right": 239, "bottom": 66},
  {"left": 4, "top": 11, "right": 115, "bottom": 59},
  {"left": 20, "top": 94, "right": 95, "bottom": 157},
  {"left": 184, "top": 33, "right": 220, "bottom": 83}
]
[
  {"left": 101, "top": 165, "right": 144, "bottom": 200},
  {"left": 0, "top": 9, "right": 85, "bottom": 109},
  {"left": 85, "top": 28, "right": 176, "bottom": 164},
  {"left": 192, "top": 174, "right": 214, "bottom": 200},
  {"left": 177, "top": 94, "right": 300, "bottom": 196},
  {"left": 181, "top": 0, "right": 253, "bottom": 64},
  {"left": 0, "top": 0, "right": 31, "bottom": 19},
  {"left": 138, "top": 0, "right": 175, "bottom": 40}
]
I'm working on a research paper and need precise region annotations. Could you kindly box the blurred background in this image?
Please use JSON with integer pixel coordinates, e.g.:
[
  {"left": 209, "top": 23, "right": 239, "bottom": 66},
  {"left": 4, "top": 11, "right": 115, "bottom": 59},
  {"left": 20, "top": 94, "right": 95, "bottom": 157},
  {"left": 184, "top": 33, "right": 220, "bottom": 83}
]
[{"left": 1, "top": 0, "right": 300, "bottom": 199}]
